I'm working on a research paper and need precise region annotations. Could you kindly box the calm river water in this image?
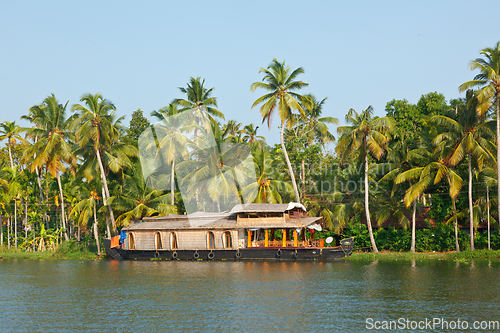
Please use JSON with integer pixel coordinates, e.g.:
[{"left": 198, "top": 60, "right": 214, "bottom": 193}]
[{"left": 1, "top": 259, "right": 500, "bottom": 332}]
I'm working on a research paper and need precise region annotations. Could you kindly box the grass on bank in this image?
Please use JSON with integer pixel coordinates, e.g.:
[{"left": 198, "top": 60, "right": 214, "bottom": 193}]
[
  {"left": 344, "top": 249, "right": 500, "bottom": 262},
  {"left": 0, "top": 240, "right": 99, "bottom": 260}
]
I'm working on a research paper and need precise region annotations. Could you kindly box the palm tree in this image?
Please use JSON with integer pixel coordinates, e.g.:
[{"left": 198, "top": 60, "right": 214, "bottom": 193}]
[
  {"left": 23, "top": 94, "right": 76, "bottom": 241},
  {"left": 71, "top": 93, "right": 135, "bottom": 233},
  {"left": 0, "top": 121, "right": 23, "bottom": 169},
  {"left": 459, "top": 41, "right": 500, "bottom": 229},
  {"left": 296, "top": 94, "right": 338, "bottom": 147},
  {"left": 112, "top": 162, "right": 177, "bottom": 226},
  {"left": 150, "top": 103, "right": 191, "bottom": 205},
  {"left": 336, "top": 106, "right": 394, "bottom": 253},
  {"left": 396, "top": 150, "right": 464, "bottom": 252},
  {"left": 174, "top": 77, "right": 225, "bottom": 123},
  {"left": 240, "top": 123, "right": 265, "bottom": 146},
  {"left": 241, "top": 146, "right": 293, "bottom": 203},
  {"left": 177, "top": 122, "right": 251, "bottom": 212},
  {"left": 379, "top": 135, "right": 424, "bottom": 252},
  {"left": 293, "top": 94, "right": 338, "bottom": 203},
  {"left": 251, "top": 58, "right": 310, "bottom": 203},
  {"left": 1, "top": 167, "right": 24, "bottom": 248},
  {"left": 70, "top": 189, "right": 102, "bottom": 255},
  {"left": 431, "top": 90, "right": 494, "bottom": 250},
  {"left": 222, "top": 120, "right": 242, "bottom": 143}
]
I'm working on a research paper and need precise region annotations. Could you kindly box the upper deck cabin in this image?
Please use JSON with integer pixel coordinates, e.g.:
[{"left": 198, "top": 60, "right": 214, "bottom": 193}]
[{"left": 118, "top": 203, "right": 325, "bottom": 251}]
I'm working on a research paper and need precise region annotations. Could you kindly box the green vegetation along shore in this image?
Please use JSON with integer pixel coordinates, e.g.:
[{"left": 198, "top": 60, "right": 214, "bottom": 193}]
[
  {"left": 345, "top": 249, "right": 500, "bottom": 262},
  {"left": 0, "top": 241, "right": 99, "bottom": 260},
  {"left": 1, "top": 42, "right": 500, "bottom": 258}
]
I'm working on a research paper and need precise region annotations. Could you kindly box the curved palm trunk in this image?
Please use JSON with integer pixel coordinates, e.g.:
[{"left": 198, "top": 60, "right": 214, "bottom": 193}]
[
  {"left": 56, "top": 172, "right": 69, "bottom": 241},
  {"left": 95, "top": 149, "right": 117, "bottom": 234},
  {"left": 411, "top": 198, "right": 416, "bottom": 253},
  {"left": 364, "top": 145, "right": 378, "bottom": 253},
  {"left": 171, "top": 156, "right": 175, "bottom": 206},
  {"left": 14, "top": 199, "right": 17, "bottom": 248},
  {"left": 496, "top": 91, "right": 500, "bottom": 237},
  {"left": 452, "top": 197, "right": 460, "bottom": 252},
  {"left": 101, "top": 187, "right": 112, "bottom": 238},
  {"left": 301, "top": 159, "right": 305, "bottom": 204},
  {"left": 280, "top": 121, "right": 300, "bottom": 203},
  {"left": 468, "top": 153, "right": 474, "bottom": 251},
  {"left": 93, "top": 202, "right": 101, "bottom": 256},
  {"left": 7, "top": 141, "right": 13, "bottom": 170},
  {"left": 487, "top": 185, "right": 491, "bottom": 250}
]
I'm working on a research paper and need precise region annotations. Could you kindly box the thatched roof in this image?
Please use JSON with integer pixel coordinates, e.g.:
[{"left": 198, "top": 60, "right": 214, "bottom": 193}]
[{"left": 125, "top": 203, "right": 320, "bottom": 231}]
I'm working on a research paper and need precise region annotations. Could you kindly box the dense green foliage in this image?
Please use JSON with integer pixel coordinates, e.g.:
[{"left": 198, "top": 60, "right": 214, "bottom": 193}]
[{"left": 2, "top": 45, "right": 500, "bottom": 257}]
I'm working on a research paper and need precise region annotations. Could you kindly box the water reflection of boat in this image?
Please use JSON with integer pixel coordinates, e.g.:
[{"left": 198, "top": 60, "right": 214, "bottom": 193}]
[{"left": 104, "top": 203, "right": 354, "bottom": 261}]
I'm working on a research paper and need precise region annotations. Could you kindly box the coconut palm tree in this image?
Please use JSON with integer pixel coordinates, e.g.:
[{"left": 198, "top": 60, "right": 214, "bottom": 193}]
[
  {"left": 71, "top": 93, "right": 136, "bottom": 233},
  {"left": 0, "top": 121, "right": 23, "bottom": 170},
  {"left": 150, "top": 103, "right": 192, "bottom": 205},
  {"left": 23, "top": 94, "right": 76, "bottom": 241},
  {"left": 222, "top": 120, "right": 243, "bottom": 143},
  {"left": 396, "top": 148, "right": 464, "bottom": 252},
  {"left": 112, "top": 162, "right": 177, "bottom": 226},
  {"left": 251, "top": 58, "right": 311, "bottom": 203},
  {"left": 240, "top": 123, "right": 265, "bottom": 146},
  {"left": 173, "top": 77, "right": 224, "bottom": 123},
  {"left": 241, "top": 146, "right": 293, "bottom": 203},
  {"left": 459, "top": 41, "right": 500, "bottom": 229},
  {"left": 70, "top": 188, "right": 102, "bottom": 255},
  {"left": 379, "top": 135, "right": 425, "bottom": 252},
  {"left": 430, "top": 90, "right": 494, "bottom": 250},
  {"left": 177, "top": 122, "right": 251, "bottom": 212},
  {"left": 295, "top": 94, "right": 338, "bottom": 147},
  {"left": 336, "top": 106, "right": 394, "bottom": 253}
]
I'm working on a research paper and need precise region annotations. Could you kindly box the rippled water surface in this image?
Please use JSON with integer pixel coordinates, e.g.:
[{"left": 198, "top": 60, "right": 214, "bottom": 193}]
[{"left": 1, "top": 259, "right": 500, "bottom": 332}]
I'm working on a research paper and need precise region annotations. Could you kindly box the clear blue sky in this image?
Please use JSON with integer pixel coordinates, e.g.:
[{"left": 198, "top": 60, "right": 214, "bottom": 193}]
[{"left": 1, "top": 0, "right": 499, "bottom": 145}]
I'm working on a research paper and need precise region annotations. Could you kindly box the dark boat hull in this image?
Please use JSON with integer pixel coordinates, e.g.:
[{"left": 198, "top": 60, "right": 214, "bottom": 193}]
[{"left": 104, "top": 239, "right": 352, "bottom": 261}]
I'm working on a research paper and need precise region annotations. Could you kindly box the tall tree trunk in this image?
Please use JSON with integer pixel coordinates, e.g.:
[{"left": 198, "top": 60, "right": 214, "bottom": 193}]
[
  {"left": 301, "top": 159, "right": 305, "bottom": 204},
  {"left": 280, "top": 121, "right": 300, "bottom": 203},
  {"left": 95, "top": 149, "right": 116, "bottom": 234},
  {"left": 364, "top": 145, "right": 378, "bottom": 253},
  {"left": 7, "top": 141, "right": 13, "bottom": 170},
  {"left": 14, "top": 199, "right": 17, "bottom": 249},
  {"left": 411, "top": 198, "right": 416, "bottom": 253},
  {"left": 171, "top": 156, "right": 175, "bottom": 206},
  {"left": 56, "top": 172, "right": 69, "bottom": 241},
  {"left": 487, "top": 185, "right": 491, "bottom": 250},
  {"left": 102, "top": 187, "right": 112, "bottom": 239},
  {"left": 7, "top": 217, "right": 10, "bottom": 249},
  {"left": 468, "top": 153, "right": 474, "bottom": 251},
  {"left": 0, "top": 215, "right": 3, "bottom": 248},
  {"left": 497, "top": 91, "right": 500, "bottom": 238},
  {"left": 93, "top": 203, "right": 101, "bottom": 256},
  {"left": 452, "top": 197, "right": 460, "bottom": 252},
  {"left": 23, "top": 197, "right": 27, "bottom": 240}
]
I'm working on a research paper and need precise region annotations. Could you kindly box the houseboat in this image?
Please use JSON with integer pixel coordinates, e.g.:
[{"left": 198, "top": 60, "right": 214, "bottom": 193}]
[{"left": 104, "top": 203, "right": 354, "bottom": 261}]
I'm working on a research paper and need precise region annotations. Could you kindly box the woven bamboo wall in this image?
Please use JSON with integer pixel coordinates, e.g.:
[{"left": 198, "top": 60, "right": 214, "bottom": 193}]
[{"left": 127, "top": 230, "right": 239, "bottom": 250}]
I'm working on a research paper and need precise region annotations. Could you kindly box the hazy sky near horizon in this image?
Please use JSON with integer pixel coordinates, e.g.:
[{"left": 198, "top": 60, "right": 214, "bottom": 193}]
[{"left": 1, "top": 0, "right": 499, "bottom": 145}]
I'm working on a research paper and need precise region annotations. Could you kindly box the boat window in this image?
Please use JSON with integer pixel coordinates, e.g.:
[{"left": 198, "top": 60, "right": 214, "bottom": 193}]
[
  {"left": 208, "top": 232, "right": 215, "bottom": 249},
  {"left": 155, "top": 232, "right": 162, "bottom": 250},
  {"left": 224, "top": 231, "right": 232, "bottom": 249},
  {"left": 171, "top": 232, "right": 178, "bottom": 250},
  {"left": 129, "top": 233, "right": 135, "bottom": 250}
]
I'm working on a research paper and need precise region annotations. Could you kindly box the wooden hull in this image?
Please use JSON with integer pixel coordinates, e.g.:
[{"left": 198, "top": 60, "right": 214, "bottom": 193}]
[{"left": 104, "top": 239, "right": 352, "bottom": 261}]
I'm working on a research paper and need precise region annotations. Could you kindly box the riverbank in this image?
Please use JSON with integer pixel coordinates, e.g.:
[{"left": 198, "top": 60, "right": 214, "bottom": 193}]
[
  {"left": 0, "top": 241, "right": 99, "bottom": 260},
  {"left": 344, "top": 249, "right": 500, "bottom": 262}
]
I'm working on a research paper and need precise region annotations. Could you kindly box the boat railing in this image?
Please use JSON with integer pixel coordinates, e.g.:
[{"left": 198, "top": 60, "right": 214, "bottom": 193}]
[{"left": 251, "top": 239, "right": 325, "bottom": 248}]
